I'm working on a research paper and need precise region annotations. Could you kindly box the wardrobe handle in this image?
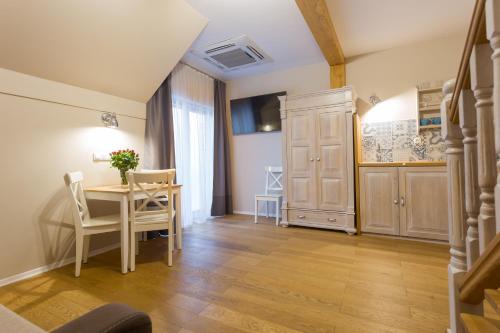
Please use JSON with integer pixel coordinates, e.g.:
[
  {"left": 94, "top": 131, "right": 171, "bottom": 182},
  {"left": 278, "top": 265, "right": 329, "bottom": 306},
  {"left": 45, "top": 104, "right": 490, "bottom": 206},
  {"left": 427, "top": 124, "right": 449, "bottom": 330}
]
[
  {"left": 400, "top": 196, "right": 405, "bottom": 207},
  {"left": 328, "top": 218, "right": 337, "bottom": 222},
  {"left": 297, "top": 215, "right": 306, "bottom": 219}
]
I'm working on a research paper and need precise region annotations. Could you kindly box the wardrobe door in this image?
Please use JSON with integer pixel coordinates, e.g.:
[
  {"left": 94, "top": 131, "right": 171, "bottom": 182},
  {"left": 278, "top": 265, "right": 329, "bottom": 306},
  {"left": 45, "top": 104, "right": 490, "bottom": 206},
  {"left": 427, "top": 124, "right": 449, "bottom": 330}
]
[
  {"left": 287, "top": 110, "right": 316, "bottom": 209},
  {"left": 316, "top": 108, "right": 347, "bottom": 211},
  {"left": 399, "top": 167, "right": 449, "bottom": 241},
  {"left": 360, "top": 167, "right": 400, "bottom": 235}
]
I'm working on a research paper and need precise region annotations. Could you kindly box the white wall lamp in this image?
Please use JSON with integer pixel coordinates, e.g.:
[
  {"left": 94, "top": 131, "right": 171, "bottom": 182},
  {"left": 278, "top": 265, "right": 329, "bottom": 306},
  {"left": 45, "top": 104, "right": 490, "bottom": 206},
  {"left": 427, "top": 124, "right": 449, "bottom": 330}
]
[{"left": 101, "top": 112, "right": 118, "bottom": 128}]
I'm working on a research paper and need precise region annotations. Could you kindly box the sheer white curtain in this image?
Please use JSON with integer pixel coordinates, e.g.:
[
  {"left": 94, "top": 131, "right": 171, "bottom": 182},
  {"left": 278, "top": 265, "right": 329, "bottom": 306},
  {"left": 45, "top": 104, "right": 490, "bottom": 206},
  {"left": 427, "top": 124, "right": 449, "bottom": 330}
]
[{"left": 171, "top": 64, "right": 214, "bottom": 227}]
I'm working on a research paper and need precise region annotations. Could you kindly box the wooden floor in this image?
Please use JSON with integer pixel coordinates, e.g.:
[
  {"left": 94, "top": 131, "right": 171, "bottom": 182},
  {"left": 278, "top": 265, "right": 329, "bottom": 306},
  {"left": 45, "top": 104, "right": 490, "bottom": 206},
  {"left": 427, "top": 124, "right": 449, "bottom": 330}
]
[{"left": 0, "top": 215, "right": 452, "bottom": 333}]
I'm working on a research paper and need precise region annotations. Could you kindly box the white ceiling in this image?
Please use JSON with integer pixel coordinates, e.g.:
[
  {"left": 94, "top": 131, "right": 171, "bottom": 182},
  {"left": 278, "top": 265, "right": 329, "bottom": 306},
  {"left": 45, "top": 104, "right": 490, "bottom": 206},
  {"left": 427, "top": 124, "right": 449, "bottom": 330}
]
[
  {"left": 182, "top": 0, "right": 325, "bottom": 80},
  {"left": 326, "top": 0, "right": 475, "bottom": 57},
  {"left": 184, "top": 0, "right": 474, "bottom": 80},
  {"left": 0, "top": 0, "right": 207, "bottom": 102}
]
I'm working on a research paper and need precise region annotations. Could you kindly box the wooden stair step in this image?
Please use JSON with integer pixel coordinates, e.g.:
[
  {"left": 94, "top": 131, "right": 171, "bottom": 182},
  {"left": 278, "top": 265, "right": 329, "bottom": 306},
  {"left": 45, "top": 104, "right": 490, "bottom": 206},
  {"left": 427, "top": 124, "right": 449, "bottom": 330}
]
[
  {"left": 461, "top": 313, "right": 500, "bottom": 333},
  {"left": 485, "top": 290, "right": 500, "bottom": 316}
]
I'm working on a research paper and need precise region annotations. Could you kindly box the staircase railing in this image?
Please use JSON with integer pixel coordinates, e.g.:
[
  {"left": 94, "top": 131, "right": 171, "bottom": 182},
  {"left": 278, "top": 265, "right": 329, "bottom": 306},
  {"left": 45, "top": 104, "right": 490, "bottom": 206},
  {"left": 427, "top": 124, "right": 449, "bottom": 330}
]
[
  {"left": 447, "top": 0, "right": 487, "bottom": 124},
  {"left": 442, "top": 0, "right": 500, "bottom": 332},
  {"left": 459, "top": 233, "right": 500, "bottom": 304}
]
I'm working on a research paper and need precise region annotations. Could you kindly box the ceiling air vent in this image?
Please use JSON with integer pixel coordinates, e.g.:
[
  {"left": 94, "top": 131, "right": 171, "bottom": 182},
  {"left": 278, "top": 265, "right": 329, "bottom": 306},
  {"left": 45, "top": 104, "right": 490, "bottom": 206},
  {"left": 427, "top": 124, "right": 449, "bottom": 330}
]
[{"left": 193, "top": 35, "right": 272, "bottom": 71}]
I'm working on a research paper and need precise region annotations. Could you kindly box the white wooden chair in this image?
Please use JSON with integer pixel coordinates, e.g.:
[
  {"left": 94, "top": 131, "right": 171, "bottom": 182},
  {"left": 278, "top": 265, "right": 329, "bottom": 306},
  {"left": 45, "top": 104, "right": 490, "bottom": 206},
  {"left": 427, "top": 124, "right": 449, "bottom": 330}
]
[
  {"left": 255, "top": 166, "right": 283, "bottom": 226},
  {"left": 64, "top": 172, "right": 121, "bottom": 277},
  {"left": 127, "top": 169, "right": 176, "bottom": 270}
]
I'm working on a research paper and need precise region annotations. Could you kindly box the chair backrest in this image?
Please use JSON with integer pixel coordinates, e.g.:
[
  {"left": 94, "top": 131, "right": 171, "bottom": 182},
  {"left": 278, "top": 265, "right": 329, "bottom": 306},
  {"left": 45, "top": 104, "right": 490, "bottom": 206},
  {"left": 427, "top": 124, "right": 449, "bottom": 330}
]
[
  {"left": 127, "top": 169, "right": 176, "bottom": 222},
  {"left": 64, "top": 171, "right": 89, "bottom": 231},
  {"left": 265, "top": 166, "right": 283, "bottom": 195}
]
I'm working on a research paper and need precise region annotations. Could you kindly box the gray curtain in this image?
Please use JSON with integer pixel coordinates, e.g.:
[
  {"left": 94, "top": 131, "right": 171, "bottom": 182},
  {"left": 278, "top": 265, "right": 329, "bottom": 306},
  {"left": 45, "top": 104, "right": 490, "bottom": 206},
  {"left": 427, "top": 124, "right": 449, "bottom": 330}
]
[
  {"left": 144, "top": 74, "right": 175, "bottom": 238},
  {"left": 211, "top": 79, "right": 233, "bottom": 216},
  {"left": 144, "top": 74, "right": 175, "bottom": 169}
]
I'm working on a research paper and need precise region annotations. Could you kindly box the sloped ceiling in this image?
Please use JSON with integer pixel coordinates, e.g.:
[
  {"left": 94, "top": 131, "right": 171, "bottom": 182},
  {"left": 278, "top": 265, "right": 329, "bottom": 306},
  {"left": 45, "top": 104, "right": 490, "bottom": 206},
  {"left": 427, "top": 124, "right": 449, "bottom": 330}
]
[
  {"left": 326, "top": 0, "right": 474, "bottom": 57},
  {"left": 0, "top": 0, "right": 208, "bottom": 102}
]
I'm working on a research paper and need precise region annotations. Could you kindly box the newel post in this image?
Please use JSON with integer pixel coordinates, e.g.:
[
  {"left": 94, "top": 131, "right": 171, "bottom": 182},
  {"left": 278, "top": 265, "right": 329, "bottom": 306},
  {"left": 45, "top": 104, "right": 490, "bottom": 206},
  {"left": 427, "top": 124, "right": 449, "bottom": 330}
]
[
  {"left": 459, "top": 90, "right": 480, "bottom": 268},
  {"left": 486, "top": 0, "right": 500, "bottom": 233},
  {"left": 441, "top": 79, "right": 467, "bottom": 333},
  {"left": 470, "top": 43, "right": 496, "bottom": 252}
]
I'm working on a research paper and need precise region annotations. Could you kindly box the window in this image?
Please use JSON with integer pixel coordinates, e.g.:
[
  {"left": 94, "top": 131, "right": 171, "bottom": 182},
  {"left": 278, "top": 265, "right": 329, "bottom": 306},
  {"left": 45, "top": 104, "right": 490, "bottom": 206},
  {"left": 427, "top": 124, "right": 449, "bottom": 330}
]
[{"left": 171, "top": 64, "right": 214, "bottom": 226}]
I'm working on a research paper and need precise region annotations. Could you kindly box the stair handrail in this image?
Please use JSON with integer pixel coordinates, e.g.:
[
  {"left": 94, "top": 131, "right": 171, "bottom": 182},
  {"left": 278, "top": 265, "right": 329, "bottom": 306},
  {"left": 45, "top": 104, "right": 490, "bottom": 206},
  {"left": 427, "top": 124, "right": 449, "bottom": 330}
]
[
  {"left": 459, "top": 232, "right": 500, "bottom": 304},
  {"left": 448, "top": 0, "right": 487, "bottom": 124}
]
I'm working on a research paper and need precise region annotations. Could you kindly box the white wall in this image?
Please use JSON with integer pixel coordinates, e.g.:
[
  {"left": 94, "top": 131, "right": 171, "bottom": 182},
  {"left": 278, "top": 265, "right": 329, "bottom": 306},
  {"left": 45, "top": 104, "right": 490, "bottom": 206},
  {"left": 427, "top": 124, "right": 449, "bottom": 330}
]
[
  {"left": 346, "top": 34, "right": 464, "bottom": 122},
  {"left": 0, "top": 69, "right": 146, "bottom": 281},
  {"left": 227, "top": 61, "right": 330, "bottom": 215}
]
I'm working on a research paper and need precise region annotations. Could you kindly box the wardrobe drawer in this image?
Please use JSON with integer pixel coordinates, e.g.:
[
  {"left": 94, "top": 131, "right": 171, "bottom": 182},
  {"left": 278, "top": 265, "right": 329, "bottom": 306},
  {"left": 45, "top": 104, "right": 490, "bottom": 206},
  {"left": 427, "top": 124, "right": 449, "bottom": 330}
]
[{"left": 288, "top": 209, "right": 347, "bottom": 228}]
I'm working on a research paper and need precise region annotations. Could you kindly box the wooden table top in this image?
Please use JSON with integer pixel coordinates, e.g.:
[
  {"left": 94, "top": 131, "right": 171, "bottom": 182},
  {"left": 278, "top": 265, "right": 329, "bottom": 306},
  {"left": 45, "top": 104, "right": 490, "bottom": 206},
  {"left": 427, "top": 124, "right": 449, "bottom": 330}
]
[{"left": 85, "top": 184, "right": 182, "bottom": 194}]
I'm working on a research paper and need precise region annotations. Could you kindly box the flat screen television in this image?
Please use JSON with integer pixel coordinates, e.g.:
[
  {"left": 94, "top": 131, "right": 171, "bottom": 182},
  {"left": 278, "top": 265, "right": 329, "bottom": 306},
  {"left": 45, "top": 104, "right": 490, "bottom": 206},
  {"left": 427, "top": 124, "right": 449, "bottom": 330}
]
[{"left": 230, "top": 91, "right": 286, "bottom": 135}]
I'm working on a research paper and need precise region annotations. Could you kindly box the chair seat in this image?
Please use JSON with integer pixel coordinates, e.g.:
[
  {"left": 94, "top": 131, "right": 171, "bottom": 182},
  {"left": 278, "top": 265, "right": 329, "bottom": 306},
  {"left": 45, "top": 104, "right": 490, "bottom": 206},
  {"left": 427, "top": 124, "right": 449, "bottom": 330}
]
[
  {"left": 82, "top": 214, "right": 121, "bottom": 228},
  {"left": 133, "top": 211, "right": 176, "bottom": 224},
  {"left": 255, "top": 194, "right": 282, "bottom": 199}
]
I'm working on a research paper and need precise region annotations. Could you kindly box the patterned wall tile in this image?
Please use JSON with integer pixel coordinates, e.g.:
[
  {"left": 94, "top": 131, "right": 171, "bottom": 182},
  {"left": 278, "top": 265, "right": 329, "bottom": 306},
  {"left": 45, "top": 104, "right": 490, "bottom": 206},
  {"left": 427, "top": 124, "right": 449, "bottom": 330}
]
[
  {"left": 361, "top": 123, "right": 376, "bottom": 137},
  {"left": 377, "top": 149, "right": 393, "bottom": 163},
  {"left": 361, "top": 119, "right": 445, "bottom": 163}
]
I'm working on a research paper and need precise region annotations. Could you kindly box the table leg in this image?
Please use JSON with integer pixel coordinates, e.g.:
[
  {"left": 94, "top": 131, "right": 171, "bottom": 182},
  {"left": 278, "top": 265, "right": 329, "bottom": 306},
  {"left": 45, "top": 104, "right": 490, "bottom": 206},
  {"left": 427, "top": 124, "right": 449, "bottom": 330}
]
[
  {"left": 120, "top": 195, "right": 129, "bottom": 274},
  {"left": 175, "top": 189, "right": 182, "bottom": 250}
]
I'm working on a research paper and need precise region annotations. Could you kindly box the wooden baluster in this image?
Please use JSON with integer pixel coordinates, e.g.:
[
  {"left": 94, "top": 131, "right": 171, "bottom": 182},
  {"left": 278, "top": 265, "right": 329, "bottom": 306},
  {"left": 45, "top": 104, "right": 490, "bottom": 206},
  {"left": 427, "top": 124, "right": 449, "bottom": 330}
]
[
  {"left": 470, "top": 44, "right": 496, "bottom": 252},
  {"left": 459, "top": 90, "right": 481, "bottom": 268},
  {"left": 441, "top": 79, "right": 468, "bottom": 333},
  {"left": 486, "top": 0, "right": 500, "bottom": 233}
]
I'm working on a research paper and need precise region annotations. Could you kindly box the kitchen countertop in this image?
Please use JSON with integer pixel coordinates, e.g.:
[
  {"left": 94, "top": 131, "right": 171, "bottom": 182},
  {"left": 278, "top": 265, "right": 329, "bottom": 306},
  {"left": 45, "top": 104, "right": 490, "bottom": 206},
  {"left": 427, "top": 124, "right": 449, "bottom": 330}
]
[{"left": 358, "top": 161, "right": 446, "bottom": 167}]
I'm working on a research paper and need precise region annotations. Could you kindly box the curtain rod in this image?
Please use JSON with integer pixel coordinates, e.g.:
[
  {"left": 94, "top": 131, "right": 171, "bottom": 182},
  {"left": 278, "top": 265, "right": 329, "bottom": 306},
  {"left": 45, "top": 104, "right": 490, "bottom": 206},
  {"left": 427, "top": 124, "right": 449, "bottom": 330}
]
[{"left": 179, "top": 61, "right": 223, "bottom": 82}]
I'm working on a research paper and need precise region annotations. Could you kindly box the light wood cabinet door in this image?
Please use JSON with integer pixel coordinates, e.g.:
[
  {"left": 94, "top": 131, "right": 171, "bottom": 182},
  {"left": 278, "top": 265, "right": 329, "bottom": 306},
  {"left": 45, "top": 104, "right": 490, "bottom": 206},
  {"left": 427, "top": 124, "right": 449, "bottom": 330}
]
[
  {"left": 360, "top": 167, "right": 400, "bottom": 235},
  {"left": 399, "top": 167, "right": 449, "bottom": 241},
  {"left": 287, "top": 110, "right": 316, "bottom": 209},
  {"left": 316, "top": 109, "right": 348, "bottom": 210}
]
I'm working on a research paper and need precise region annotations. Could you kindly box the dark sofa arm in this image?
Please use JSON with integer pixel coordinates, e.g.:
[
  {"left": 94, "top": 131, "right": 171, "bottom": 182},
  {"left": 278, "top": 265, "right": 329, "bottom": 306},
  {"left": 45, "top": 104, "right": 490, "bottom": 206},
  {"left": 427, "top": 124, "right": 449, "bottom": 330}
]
[{"left": 51, "top": 303, "right": 152, "bottom": 333}]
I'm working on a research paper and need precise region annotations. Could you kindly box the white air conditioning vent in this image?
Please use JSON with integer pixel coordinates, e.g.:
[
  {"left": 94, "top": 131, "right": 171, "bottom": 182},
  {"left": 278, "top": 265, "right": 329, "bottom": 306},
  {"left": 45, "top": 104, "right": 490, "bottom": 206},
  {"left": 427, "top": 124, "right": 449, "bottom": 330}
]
[{"left": 193, "top": 35, "right": 272, "bottom": 71}]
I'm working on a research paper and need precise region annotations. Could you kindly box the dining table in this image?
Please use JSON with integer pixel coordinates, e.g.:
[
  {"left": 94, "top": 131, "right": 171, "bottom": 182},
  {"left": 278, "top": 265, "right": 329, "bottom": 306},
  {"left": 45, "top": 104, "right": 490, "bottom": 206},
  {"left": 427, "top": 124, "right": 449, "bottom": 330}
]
[{"left": 84, "top": 184, "right": 182, "bottom": 274}]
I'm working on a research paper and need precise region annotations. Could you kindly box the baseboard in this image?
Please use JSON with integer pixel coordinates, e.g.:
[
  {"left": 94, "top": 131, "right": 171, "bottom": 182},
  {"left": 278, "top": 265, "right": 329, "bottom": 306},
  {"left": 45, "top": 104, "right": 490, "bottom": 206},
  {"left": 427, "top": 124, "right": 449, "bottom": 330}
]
[
  {"left": 362, "top": 232, "right": 448, "bottom": 244},
  {"left": 0, "top": 243, "right": 120, "bottom": 287},
  {"left": 233, "top": 210, "right": 281, "bottom": 218}
]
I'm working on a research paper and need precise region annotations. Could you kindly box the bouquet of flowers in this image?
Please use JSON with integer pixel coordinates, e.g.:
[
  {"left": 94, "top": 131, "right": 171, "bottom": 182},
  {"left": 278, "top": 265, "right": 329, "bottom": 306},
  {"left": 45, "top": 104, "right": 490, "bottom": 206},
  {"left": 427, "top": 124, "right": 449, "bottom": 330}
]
[{"left": 110, "top": 149, "right": 140, "bottom": 185}]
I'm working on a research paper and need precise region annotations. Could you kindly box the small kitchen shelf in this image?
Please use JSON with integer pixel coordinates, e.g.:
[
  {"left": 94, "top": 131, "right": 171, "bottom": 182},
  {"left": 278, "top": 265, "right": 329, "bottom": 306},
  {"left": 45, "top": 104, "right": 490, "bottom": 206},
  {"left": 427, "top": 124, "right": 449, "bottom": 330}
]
[
  {"left": 419, "top": 105, "right": 441, "bottom": 112},
  {"left": 417, "top": 84, "right": 444, "bottom": 132},
  {"left": 417, "top": 87, "right": 442, "bottom": 93},
  {"left": 419, "top": 124, "right": 441, "bottom": 130}
]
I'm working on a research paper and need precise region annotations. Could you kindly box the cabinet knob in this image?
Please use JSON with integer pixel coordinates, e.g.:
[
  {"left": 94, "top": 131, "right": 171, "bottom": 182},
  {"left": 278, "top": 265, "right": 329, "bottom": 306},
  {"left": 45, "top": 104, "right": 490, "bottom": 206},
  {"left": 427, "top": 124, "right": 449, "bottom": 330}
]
[
  {"left": 316, "top": 157, "right": 320, "bottom": 161},
  {"left": 297, "top": 215, "right": 306, "bottom": 219},
  {"left": 309, "top": 158, "right": 314, "bottom": 162},
  {"left": 400, "top": 196, "right": 405, "bottom": 207},
  {"left": 393, "top": 199, "right": 399, "bottom": 205}
]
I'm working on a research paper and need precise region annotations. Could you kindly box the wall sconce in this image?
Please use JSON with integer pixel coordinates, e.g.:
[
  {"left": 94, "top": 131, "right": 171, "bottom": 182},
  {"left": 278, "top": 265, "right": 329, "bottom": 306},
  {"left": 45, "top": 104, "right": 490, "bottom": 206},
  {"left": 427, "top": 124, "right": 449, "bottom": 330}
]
[
  {"left": 262, "top": 124, "right": 273, "bottom": 132},
  {"left": 101, "top": 112, "right": 118, "bottom": 128},
  {"left": 369, "top": 94, "right": 382, "bottom": 105}
]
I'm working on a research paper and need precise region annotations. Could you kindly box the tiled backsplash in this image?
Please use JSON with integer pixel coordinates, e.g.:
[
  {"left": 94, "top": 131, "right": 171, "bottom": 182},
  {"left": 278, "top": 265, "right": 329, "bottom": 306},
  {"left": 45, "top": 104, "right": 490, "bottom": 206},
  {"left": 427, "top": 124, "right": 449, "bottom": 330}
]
[{"left": 361, "top": 119, "right": 445, "bottom": 162}]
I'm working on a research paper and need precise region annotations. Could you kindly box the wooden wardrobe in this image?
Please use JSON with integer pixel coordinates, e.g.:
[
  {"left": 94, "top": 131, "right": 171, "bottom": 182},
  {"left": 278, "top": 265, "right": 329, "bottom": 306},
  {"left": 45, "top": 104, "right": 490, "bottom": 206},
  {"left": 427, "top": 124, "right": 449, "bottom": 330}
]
[{"left": 278, "top": 88, "right": 356, "bottom": 234}]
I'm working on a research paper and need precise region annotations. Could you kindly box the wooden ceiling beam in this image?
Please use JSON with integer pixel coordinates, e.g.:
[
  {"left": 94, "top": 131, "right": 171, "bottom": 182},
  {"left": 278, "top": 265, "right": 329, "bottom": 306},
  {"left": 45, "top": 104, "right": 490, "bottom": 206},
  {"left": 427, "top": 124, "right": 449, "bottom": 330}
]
[
  {"left": 295, "top": 0, "right": 345, "bottom": 88},
  {"left": 295, "top": 0, "right": 345, "bottom": 66}
]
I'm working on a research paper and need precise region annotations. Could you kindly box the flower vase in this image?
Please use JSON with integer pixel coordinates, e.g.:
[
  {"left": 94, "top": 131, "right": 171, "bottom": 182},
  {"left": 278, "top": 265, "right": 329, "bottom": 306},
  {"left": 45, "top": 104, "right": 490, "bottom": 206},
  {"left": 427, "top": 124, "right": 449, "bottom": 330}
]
[{"left": 120, "top": 169, "right": 128, "bottom": 186}]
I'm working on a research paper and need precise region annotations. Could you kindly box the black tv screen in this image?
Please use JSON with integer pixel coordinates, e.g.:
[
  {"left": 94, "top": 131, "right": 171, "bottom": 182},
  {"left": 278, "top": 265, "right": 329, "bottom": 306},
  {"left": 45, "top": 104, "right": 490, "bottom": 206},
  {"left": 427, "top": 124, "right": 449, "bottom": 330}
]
[{"left": 230, "top": 91, "right": 286, "bottom": 135}]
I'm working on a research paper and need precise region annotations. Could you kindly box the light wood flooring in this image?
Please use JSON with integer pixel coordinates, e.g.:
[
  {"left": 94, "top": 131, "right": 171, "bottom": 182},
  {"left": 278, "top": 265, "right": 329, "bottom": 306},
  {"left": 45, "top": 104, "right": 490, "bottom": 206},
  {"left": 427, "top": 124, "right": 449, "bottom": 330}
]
[{"left": 0, "top": 215, "right": 452, "bottom": 333}]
